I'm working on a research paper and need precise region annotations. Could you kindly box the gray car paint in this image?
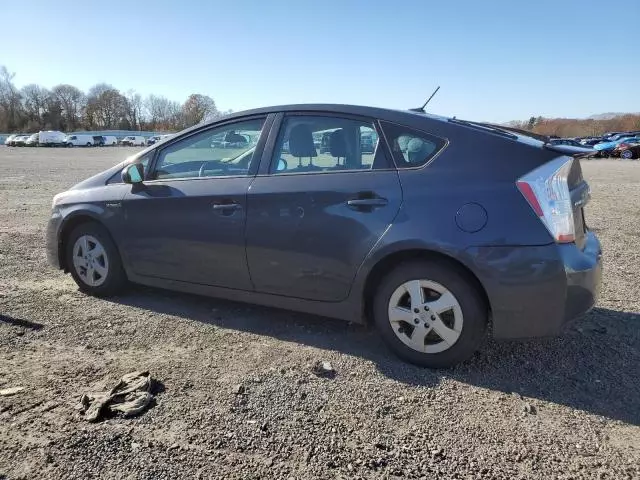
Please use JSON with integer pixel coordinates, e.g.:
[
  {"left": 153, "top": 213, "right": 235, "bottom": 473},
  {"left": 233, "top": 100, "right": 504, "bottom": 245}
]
[{"left": 46, "top": 104, "right": 602, "bottom": 339}]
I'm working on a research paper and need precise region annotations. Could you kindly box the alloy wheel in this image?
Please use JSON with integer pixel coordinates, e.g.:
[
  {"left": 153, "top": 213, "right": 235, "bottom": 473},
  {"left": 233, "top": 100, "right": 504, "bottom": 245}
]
[
  {"left": 388, "top": 279, "right": 463, "bottom": 354},
  {"left": 72, "top": 235, "right": 109, "bottom": 287}
]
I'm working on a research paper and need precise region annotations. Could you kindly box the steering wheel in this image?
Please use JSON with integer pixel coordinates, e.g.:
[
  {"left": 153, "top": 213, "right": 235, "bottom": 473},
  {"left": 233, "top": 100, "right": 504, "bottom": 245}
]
[{"left": 199, "top": 160, "right": 227, "bottom": 177}]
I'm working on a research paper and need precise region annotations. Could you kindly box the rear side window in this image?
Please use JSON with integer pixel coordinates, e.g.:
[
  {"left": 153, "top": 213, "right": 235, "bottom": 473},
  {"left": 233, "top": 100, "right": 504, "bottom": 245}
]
[
  {"left": 270, "top": 115, "right": 389, "bottom": 175},
  {"left": 380, "top": 121, "right": 446, "bottom": 169}
]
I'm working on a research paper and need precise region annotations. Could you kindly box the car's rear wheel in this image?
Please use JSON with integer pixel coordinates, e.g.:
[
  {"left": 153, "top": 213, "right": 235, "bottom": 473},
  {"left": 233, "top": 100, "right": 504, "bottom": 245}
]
[
  {"left": 373, "top": 260, "right": 487, "bottom": 368},
  {"left": 621, "top": 150, "right": 634, "bottom": 159},
  {"left": 65, "top": 222, "right": 127, "bottom": 296}
]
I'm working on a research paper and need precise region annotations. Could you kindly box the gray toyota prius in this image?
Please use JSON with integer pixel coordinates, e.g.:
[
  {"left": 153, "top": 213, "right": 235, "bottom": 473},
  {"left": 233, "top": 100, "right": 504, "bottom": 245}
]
[{"left": 46, "top": 104, "right": 602, "bottom": 367}]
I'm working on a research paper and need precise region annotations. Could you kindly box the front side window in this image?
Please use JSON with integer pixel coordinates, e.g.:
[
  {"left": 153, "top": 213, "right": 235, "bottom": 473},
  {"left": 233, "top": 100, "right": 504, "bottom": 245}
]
[
  {"left": 270, "top": 115, "right": 387, "bottom": 174},
  {"left": 380, "top": 121, "right": 447, "bottom": 169},
  {"left": 152, "top": 117, "right": 265, "bottom": 180}
]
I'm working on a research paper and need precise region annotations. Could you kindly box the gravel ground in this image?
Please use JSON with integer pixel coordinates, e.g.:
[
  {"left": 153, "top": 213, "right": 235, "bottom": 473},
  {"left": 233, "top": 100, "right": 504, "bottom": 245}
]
[{"left": 0, "top": 147, "right": 638, "bottom": 480}]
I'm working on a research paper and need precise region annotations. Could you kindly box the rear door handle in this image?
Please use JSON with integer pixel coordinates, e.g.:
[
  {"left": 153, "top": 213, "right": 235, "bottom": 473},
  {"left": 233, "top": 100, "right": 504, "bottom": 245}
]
[{"left": 347, "top": 198, "right": 388, "bottom": 208}]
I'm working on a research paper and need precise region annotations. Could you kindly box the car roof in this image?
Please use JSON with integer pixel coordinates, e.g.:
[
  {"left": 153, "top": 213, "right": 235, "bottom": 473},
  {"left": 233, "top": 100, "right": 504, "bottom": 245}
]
[{"left": 203, "top": 103, "right": 449, "bottom": 128}]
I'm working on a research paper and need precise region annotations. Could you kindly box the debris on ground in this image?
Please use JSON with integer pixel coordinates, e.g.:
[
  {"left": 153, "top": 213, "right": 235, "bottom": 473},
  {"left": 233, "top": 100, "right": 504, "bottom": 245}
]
[
  {"left": 77, "top": 371, "right": 157, "bottom": 422},
  {"left": 232, "top": 384, "right": 245, "bottom": 395},
  {"left": 523, "top": 403, "right": 537, "bottom": 415},
  {"left": 0, "top": 387, "right": 24, "bottom": 397},
  {"left": 311, "top": 361, "right": 336, "bottom": 379}
]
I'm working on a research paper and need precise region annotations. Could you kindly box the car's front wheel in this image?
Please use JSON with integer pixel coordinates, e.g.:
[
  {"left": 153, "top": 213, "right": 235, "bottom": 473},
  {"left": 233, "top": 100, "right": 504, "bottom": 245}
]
[
  {"left": 621, "top": 150, "right": 634, "bottom": 160},
  {"left": 65, "top": 222, "right": 127, "bottom": 296},
  {"left": 373, "top": 260, "right": 487, "bottom": 368}
]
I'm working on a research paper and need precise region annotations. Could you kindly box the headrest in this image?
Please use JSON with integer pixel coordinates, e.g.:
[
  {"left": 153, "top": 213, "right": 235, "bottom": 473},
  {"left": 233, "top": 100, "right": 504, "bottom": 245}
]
[
  {"left": 329, "top": 130, "right": 347, "bottom": 157},
  {"left": 225, "top": 132, "right": 246, "bottom": 143},
  {"left": 406, "top": 137, "right": 435, "bottom": 164},
  {"left": 289, "top": 124, "right": 317, "bottom": 157}
]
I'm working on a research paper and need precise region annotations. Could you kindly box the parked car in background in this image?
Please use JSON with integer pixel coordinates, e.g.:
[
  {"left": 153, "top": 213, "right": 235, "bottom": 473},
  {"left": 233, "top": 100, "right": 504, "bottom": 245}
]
[
  {"left": 613, "top": 139, "right": 640, "bottom": 159},
  {"left": 593, "top": 137, "right": 640, "bottom": 157},
  {"left": 4, "top": 134, "right": 19, "bottom": 146},
  {"left": 580, "top": 137, "right": 604, "bottom": 146},
  {"left": 121, "top": 135, "right": 146, "bottom": 146},
  {"left": 361, "top": 134, "right": 376, "bottom": 153},
  {"left": 319, "top": 131, "right": 332, "bottom": 153},
  {"left": 602, "top": 131, "right": 626, "bottom": 140},
  {"left": 65, "top": 134, "right": 94, "bottom": 147},
  {"left": 146, "top": 135, "right": 162, "bottom": 146},
  {"left": 12, "top": 135, "right": 30, "bottom": 146},
  {"left": 25, "top": 133, "right": 39, "bottom": 146},
  {"left": 46, "top": 104, "right": 602, "bottom": 368},
  {"left": 103, "top": 136, "right": 118, "bottom": 146},
  {"left": 549, "top": 138, "right": 592, "bottom": 148},
  {"left": 92, "top": 136, "right": 105, "bottom": 147},
  {"left": 220, "top": 131, "right": 250, "bottom": 149},
  {"left": 39, "top": 131, "right": 67, "bottom": 147}
]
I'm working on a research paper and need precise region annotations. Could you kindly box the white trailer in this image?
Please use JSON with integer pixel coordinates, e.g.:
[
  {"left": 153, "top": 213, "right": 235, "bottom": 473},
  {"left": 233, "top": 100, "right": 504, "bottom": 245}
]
[{"left": 38, "top": 131, "right": 67, "bottom": 147}]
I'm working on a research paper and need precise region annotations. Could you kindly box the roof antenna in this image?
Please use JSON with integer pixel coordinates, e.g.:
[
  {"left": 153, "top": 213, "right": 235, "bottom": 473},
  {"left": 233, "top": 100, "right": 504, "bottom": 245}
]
[{"left": 410, "top": 86, "right": 440, "bottom": 113}]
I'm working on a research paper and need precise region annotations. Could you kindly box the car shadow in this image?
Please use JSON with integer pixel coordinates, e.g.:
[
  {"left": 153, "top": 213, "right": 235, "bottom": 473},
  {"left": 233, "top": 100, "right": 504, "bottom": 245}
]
[{"left": 106, "top": 286, "right": 640, "bottom": 426}]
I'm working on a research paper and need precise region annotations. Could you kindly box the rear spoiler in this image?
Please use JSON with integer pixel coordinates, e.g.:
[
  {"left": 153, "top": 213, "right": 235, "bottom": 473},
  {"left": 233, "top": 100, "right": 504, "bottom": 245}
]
[
  {"left": 543, "top": 143, "right": 596, "bottom": 159},
  {"left": 460, "top": 121, "right": 595, "bottom": 158}
]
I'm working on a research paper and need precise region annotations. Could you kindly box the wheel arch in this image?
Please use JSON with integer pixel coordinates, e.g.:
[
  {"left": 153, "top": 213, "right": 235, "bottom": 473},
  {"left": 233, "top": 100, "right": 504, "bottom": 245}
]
[
  {"left": 361, "top": 248, "right": 491, "bottom": 326},
  {"left": 57, "top": 211, "right": 113, "bottom": 272}
]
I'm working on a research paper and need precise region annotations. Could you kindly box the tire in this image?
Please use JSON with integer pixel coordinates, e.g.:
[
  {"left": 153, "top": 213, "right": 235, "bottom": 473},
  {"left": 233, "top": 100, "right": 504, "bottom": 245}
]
[
  {"left": 65, "top": 222, "right": 127, "bottom": 297},
  {"left": 621, "top": 150, "right": 633, "bottom": 159},
  {"left": 372, "top": 260, "right": 487, "bottom": 368}
]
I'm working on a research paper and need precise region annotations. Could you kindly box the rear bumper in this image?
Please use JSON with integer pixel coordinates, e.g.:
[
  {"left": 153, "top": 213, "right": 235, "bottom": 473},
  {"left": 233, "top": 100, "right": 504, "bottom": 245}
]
[
  {"left": 46, "top": 211, "right": 63, "bottom": 269},
  {"left": 466, "top": 231, "right": 602, "bottom": 339}
]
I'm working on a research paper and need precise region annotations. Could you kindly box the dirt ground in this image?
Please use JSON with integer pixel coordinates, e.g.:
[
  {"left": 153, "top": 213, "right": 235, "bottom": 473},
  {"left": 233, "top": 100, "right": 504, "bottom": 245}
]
[{"left": 0, "top": 147, "right": 638, "bottom": 480}]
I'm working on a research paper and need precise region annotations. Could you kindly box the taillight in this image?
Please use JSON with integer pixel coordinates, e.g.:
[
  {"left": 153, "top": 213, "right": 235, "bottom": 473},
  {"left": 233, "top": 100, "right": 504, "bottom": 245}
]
[{"left": 517, "top": 157, "right": 575, "bottom": 243}]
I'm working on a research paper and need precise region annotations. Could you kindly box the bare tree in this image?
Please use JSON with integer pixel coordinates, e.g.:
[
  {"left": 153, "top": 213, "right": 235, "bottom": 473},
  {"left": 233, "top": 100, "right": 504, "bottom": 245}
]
[
  {"left": 145, "top": 94, "right": 181, "bottom": 130},
  {"left": 0, "top": 66, "right": 23, "bottom": 131},
  {"left": 52, "top": 84, "right": 85, "bottom": 130},
  {"left": 21, "top": 84, "right": 50, "bottom": 129},
  {"left": 85, "top": 84, "right": 127, "bottom": 129},
  {"left": 181, "top": 94, "right": 219, "bottom": 128},
  {"left": 124, "top": 90, "right": 143, "bottom": 131}
]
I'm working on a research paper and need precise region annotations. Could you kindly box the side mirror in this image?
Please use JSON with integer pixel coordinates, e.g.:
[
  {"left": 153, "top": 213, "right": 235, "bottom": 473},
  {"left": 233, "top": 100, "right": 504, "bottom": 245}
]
[{"left": 122, "top": 163, "right": 145, "bottom": 184}]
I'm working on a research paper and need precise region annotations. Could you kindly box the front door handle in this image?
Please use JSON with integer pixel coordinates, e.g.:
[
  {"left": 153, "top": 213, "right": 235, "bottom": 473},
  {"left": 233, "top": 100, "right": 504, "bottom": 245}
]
[
  {"left": 212, "top": 202, "right": 240, "bottom": 211},
  {"left": 347, "top": 198, "right": 388, "bottom": 208}
]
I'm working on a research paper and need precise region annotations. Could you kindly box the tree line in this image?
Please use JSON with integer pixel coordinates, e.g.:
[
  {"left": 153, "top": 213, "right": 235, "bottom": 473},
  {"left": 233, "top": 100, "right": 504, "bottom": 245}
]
[
  {"left": 508, "top": 114, "right": 640, "bottom": 138},
  {"left": 0, "top": 65, "right": 230, "bottom": 133}
]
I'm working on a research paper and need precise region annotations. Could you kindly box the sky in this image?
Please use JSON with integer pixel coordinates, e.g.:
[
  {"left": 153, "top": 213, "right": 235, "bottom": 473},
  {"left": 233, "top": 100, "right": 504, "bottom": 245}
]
[{"left": 2, "top": 0, "right": 639, "bottom": 123}]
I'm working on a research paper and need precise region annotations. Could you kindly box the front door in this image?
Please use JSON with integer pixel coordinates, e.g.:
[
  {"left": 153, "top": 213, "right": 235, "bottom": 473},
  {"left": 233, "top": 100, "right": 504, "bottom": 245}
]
[
  {"left": 245, "top": 113, "right": 402, "bottom": 302},
  {"left": 121, "top": 116, "right": 269, "bottom": 289}
]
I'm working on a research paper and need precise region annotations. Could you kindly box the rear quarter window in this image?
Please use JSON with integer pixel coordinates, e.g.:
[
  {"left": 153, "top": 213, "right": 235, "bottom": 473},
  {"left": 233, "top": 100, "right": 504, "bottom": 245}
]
[{"left": 380, "top": 121, "right": 447, "bottom": 169}]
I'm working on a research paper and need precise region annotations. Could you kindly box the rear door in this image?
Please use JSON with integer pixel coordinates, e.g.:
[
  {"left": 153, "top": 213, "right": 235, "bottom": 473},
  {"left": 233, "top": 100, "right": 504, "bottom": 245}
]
[
  {"left": 245, "top": 112, "right": 402, "bottom": 302},
  {"left": 120, "top": 115, "right": 271, "bottom": 289}
]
